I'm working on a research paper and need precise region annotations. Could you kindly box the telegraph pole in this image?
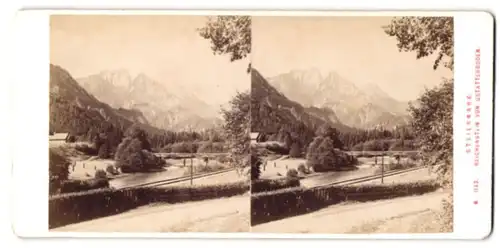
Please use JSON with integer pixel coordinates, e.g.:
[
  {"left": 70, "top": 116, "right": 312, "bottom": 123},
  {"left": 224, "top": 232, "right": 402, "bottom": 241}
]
[
  {"left": 381, "top": 154, "right": 384, "bottom": 184},
  {"left": 190, "top": 150, "right": 194, "bottom": 185}
]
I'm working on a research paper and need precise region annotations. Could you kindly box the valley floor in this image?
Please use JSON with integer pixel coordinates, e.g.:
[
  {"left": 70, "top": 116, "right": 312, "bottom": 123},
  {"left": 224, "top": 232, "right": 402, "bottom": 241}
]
[{"left": 260, "top": 155, "right": 421, "bottom": 188}]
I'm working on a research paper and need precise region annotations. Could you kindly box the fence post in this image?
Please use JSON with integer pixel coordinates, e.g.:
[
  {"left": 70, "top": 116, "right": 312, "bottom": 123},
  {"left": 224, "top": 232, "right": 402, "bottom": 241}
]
[
  {"left": 190, "top": 157, "right": 193, "bottom": 186},
  {"left": 381, "top": 155, "right": 384, "bottom": 184}
]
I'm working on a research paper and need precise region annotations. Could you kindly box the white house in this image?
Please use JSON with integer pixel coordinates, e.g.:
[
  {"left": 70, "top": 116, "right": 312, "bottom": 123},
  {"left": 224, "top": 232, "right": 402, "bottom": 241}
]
[{"left": 49, "top": 132, "right": 70, "bottom": 146}]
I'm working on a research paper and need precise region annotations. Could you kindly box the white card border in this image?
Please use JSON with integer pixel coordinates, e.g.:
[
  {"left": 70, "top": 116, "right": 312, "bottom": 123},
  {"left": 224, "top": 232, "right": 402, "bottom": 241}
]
[{"left": 9, "top": 9, "right": 494, "bottom": 239}]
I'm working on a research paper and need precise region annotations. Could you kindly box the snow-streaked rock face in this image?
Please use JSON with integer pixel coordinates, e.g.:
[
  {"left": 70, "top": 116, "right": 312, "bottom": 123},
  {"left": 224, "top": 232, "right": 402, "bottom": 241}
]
[
  {"left": 266, "top": 68, "right": 410, "bottom": 129},
  {"left": 76, "top": 70, "right": 222, "bottom": 131}
]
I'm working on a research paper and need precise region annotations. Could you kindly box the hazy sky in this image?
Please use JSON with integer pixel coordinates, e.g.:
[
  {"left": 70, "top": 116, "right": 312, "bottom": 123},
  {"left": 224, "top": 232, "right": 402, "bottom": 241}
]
[
  {"left": 50, "top": 15, "right": 250, "bottom": 106},
  {"left": 252, "top": 16, "right": 453, "bottom": 101}
]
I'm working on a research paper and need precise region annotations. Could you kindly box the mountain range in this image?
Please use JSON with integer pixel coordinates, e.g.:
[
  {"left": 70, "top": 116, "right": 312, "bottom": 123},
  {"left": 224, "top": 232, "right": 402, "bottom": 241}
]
[
  {"left": 251, "top": 68, "right": 354, "bottom": 134},
  {"left": 265, "top": 68, "right": 410, "bottom": 129},
  {"left": 49, "top": 64, "right": 165, "bottom": 139},
  {"left": 76, "top": 70, "right": 223, "bottom": 131}
]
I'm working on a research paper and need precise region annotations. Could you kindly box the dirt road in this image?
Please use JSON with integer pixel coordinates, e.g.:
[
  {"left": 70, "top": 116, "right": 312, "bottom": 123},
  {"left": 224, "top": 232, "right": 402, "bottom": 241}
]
[
  {"left": 52, "top": 194, "right": 250, "bottom": 233},
  {"left": 251, "top": 191, "right": 447, "bottom": 234}
]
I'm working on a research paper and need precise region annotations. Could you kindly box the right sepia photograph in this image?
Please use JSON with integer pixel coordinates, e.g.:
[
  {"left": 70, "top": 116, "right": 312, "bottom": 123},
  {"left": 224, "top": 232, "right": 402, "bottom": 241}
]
[{"left": 250, "top": 16, "right": 454, "bottom": 234}]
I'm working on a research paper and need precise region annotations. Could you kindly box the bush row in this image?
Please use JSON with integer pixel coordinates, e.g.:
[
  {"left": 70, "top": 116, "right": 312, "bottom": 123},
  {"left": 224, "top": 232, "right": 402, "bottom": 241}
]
[
  {"left": 250, "top": 180, "right": 440, "bottom": 226},
  {"left": 74, "top": 143, "right": 97, "bottom": 155},
  {"left": 59, "top": 178, "right": 110, "bottom": 194},
  {"left": 251, "top": 178, "right": 300, "bottom": 193},
  {"left": 351, "top": 139, "right": 417, "bottom": 152},
  {"left": 49, "top": 181, "right": 249, "bottom": 229},
  {"left": 161, "top": 141, "right": 228, "bottom": 154}
]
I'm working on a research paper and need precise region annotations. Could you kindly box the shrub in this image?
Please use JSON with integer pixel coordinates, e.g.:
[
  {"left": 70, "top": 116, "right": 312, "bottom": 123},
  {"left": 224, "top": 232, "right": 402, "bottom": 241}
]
[
  {"left": 264, "top": 142, "right": 289, "bottom": 155},
  {"left": 95, "top": 169, "right": 107, "bottom": 179},
  {"left": 215, "top": 154, "right": 230, "bottom": 164},
  {"left": 197, "top": 141, "right": 227, "bottom": 153},
  {"left": 335, "top": 150, "right": 358, "bottom": 167},
  {"left": 251, "top": 178, "right": 300, "bottom": 193},
  {"left": 74, "top": 143, "right": 97, "bottom": 155},
  {"left": 49, "top": 148, "right": 70, "bottom": 195},
  {"left": 49, "top": 181, "right": 249, "bottom": 229},
  {"left": 251, "top": 180, "right": 440, "bottom": 225},
  {"left": 307, "top": 137, "right": 357, "bottom": 172},
  {"left": 59, "top": 178, "right": 110, "bottom": 194},
  {"left": 67, "top": 135, "right": 76, "bottom": 143},
  {"left": 115, "top": 137, "right": 166, "bottom": 172},
  {"left": 161, "top": 145, "right": 172, "bottom": 153},
  {"left": 389, "top": 139, "right": 417, "bottom": 151},
  {"left": 351, "top": 143, "right": 364, "bottom": 151},
  {"left": 183, "top": 163, "right": 225, "bottom": 176},
  {"left": 408, "top": 151, "right": 420, "bottom": 161},
  {"left": 438, "top": 192, "right": 453, "bottom": 232},
  {"left": 168, "top": 142, "right": 200, "bottom": 153},
  {"left": 106, "top": 164, "right": 118, "bottom": 175},
  {"left": 297, "top": 163, "right": 308, "bottom": 174},
  {"left": 286, "top": 168, "right": 299, "bottom": 179},
  {"left": 251, "top": 153, "right": 262, "bottom": 180}
]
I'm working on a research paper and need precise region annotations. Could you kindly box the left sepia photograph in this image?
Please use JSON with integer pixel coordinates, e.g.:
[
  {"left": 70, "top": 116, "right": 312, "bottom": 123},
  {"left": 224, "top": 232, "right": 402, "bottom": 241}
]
[{"left": 48, "top": 14, "right": 251, "bottom": 233}]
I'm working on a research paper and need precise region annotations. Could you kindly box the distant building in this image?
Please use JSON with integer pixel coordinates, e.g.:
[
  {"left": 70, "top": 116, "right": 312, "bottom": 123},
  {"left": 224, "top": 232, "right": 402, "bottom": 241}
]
[
  {"left": 250, "top": 129, "right": 277, "bottom": 144},
  {"left": 250, "top": 132, "right": 259, "bottom": 144},
  {"left": 49, "top": 133, "right": 70, "bottom": 146}
]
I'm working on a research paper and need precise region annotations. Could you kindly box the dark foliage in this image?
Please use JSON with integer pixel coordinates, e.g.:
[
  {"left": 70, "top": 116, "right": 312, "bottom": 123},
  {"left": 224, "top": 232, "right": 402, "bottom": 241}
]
[
  {"left": 286, "top": 168, "right": 299, "bottom": 179},
  {"left": 288, "top": 142, "right": 302, "bottom": 158},
  {"left": 250, "top": 153, "right": 262, "bottom": 180},
  {"left": 59, "top": 178, "right": 110, "bottom": 194},
  {"left": 251, "top": 178, "right": 300, "bottom": 193},
  {"left": 115, "top": 126, "right": 166, "bottom": 172},
  {"left": 49, "top": 182, "right": 249, "bottom": 229},
  {"left": 49, "top": 148, "right": 70, "bottom": 195},
  {"left": 251, "top": 180, "right": 440, "bottom": 225}
]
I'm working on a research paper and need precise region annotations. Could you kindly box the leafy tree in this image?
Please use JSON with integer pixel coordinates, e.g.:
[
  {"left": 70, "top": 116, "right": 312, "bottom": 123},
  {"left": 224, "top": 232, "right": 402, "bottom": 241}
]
[
  {"left": 315, "top": 138, "right": 337, "bottom": 172},
  {"left": 221, "top": 91, "right": 250, "bottom": 172},
  {"left": 115, "top": 126, "right": 165, "bottom": 172},
  {"left": 198, "top": 16, "right": 251, "bottom": 63},
  {"left": 97, "top": 142, "right": 110, "bottom": 159},
  {"left": 385, "top": 17, "right": 454, "bottom": 231},
  {"left": 49, "top": 148, "right": 70, "bottom": 194},
  {"left": 316, "top": 124, "right": 343, "bottom": 149},
  {"left": 125, "top": 124, "right": 151, "bottom": 151},
  {"left": 409, "top": 79, "right": 453, "bottom": 186},
  {"left": 289, "top": 142, "right": 301, "bottom": 158},
  {"left": 250, "top": 153, "right": 262, "bottom": 181},
  {"left": 383, "top": 17, "right": 454, "bottom": 70},
  {"left": 384, "top": 16, "right": 454, "bottom": 187},
  {"left": 198, "top": 16, "right": 251, "bottom": 172},
  {"left": 306, "top": 136, "right": 336, "bottom": 172}
]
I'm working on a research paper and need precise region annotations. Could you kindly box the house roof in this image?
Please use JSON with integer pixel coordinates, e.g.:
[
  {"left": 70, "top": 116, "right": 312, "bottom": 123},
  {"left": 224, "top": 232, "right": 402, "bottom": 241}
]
[
  {"left": 250, "top": 133, "right": 259, "bottom": 139},
  {"left": 49, "top": 133, "right": 69, "bottom": 141}
]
